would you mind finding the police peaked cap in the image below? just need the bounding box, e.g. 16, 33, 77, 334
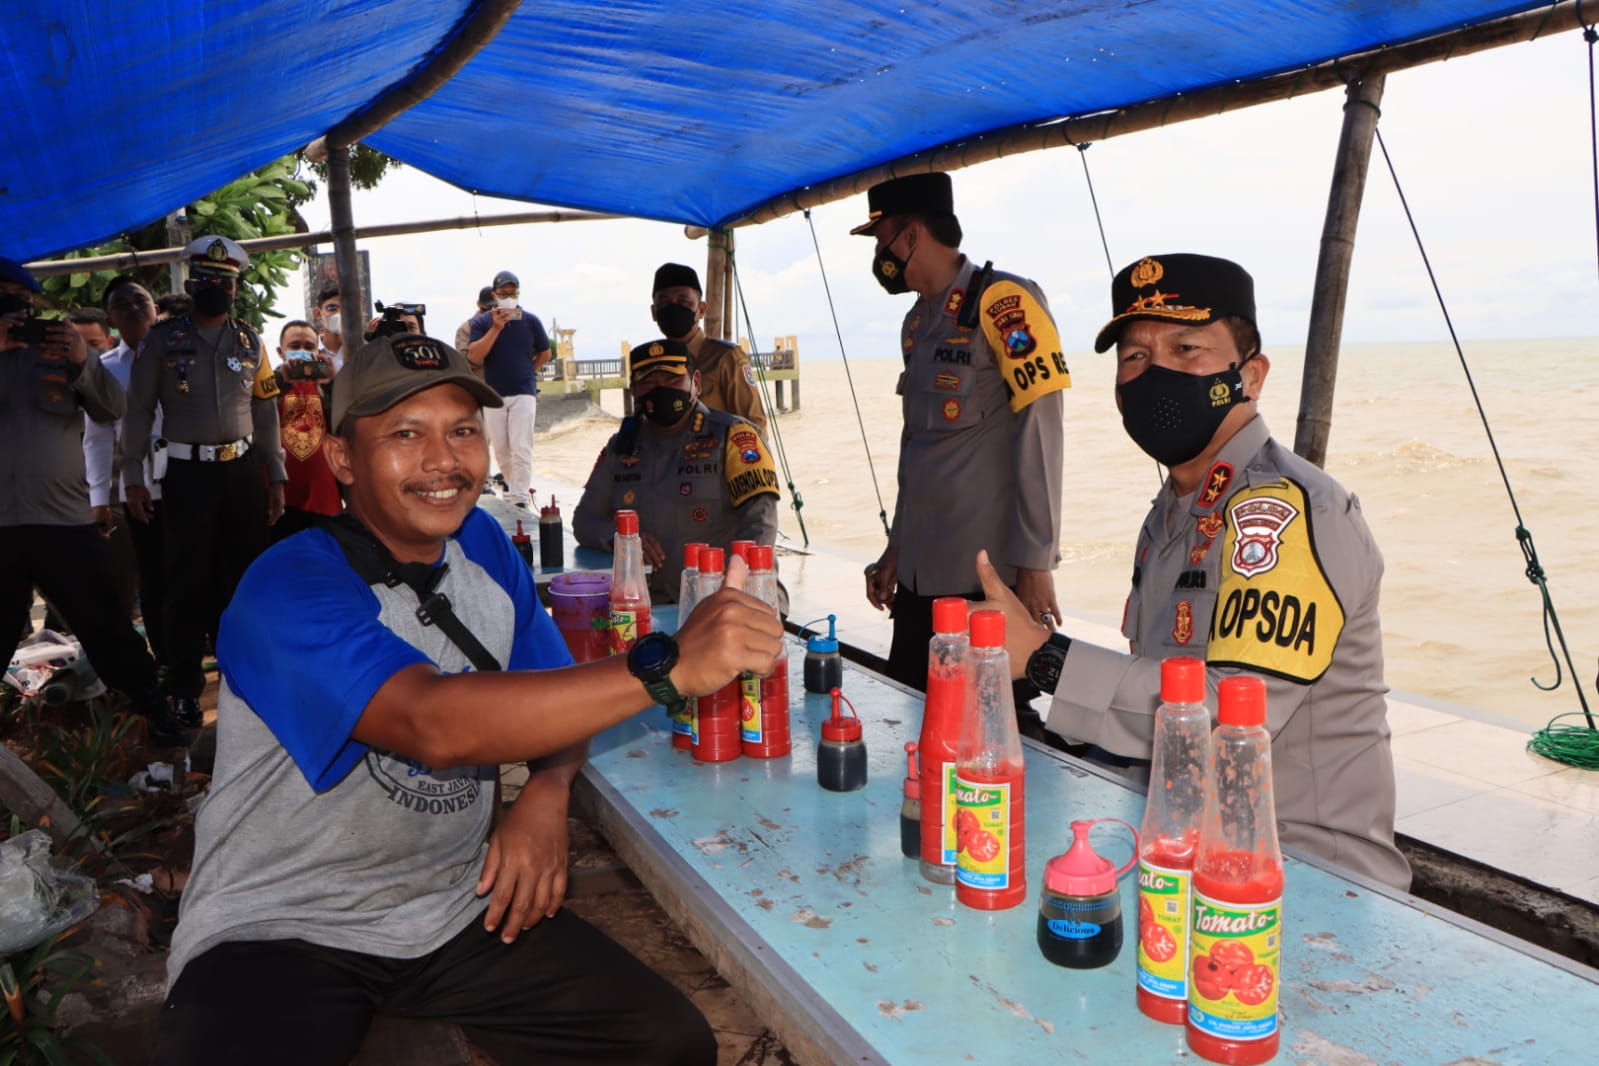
185, 235, 250, 276
629, 338, 694, 379
1095, 253, 1256, 353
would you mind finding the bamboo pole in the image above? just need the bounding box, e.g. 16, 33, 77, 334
23, 208, 619, 278
327, 145, 366, 345
703, 229, 729, 341
722, 228, 737, 344
1295, 74, 1386, 467
304, 0, 523, 161
715, 2, 1585, 230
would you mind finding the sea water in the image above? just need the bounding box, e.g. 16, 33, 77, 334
536, 340, 1599, 731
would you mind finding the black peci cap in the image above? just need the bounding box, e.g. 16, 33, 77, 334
652, 262, 701, 294
850, 172, 955, 236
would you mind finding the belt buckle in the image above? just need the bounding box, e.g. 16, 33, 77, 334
215, 442, 238, 462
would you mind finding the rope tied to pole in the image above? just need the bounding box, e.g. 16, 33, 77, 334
1373, 126, 1597, 768
1073, 143, 1116, 279
801, 208, 891, 541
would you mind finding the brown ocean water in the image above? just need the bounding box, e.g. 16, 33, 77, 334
536, 339, 1599, 730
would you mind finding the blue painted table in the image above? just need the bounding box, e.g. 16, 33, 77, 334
575, 628, 1599, 1065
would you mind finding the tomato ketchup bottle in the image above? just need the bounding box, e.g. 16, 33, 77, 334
1137, 657, 1211, 1024
740, 545, 790, 758
1187, 676, 1284, 1065
608, 510, 651, 655
691, 548, 740, 762
919, 596, 970, 885
954, 609, 1026, 910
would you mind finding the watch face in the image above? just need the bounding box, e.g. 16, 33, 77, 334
632, 633, 671, 672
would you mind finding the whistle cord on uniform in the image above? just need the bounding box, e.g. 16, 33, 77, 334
1375, 127, 1597, 757
1075, 143, 1116, 279
803, 209, 892, 540
726, 245, 809, 548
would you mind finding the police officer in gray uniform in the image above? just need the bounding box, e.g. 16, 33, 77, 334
0, 257, 183, 743
574, 340, 778, 601
976, 253, 1410, 891
122, 237, 287, 727
853, 173, 1068, 693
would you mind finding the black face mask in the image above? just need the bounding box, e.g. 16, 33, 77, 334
191, 284, 234, 318
638, 385, 694, 426
1116, 363, 1247, 467
654, 302, 697, 338
872, 245, 911, 295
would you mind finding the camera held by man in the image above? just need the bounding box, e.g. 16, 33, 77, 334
365, 300, 426, 341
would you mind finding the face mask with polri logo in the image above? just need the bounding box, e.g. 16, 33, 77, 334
1116, 363, 1247, 467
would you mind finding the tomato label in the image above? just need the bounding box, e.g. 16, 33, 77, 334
1187, 889, 1281, 1040
738, 676, 763, 741
672, 696, 696, 739
937, 763, 958, 864
1136, 860, 1190, 1001
608, 609, 641, 654
954, 776, 1013, 889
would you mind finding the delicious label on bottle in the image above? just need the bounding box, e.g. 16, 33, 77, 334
938, 763, 958, 865
1187, 890, 1281, 1041
739, 675, 763, 741
1136, 860, 1192, 1001
954, 776, 1012, 889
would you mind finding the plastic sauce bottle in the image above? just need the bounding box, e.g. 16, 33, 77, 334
511, 519, 534, 567
900, 742, 921, 859
539, 497, 564, 570
1038, 818, 1138, 969
919, 596, 970, 885
741, 545, 791, 758
670, 543, 707, 751
1187, 676, 1284, 1065
607, 510, 651, 655
1138, 657, 1212, 1024
691, 548, 740, 763
954, 609, 1026, 910
817, 688, 867, 791
802, 615, 843, 694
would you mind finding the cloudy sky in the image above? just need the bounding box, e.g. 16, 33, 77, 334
273, 29, 1597, 360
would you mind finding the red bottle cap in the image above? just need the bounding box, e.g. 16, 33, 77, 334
730, 540, 755, 562
969, 608, 1005, 648
513, 520, 528, 540
1217, 675, 1266, 727
903, 742, 920, 799
1043, 819, 1137, 896
1161, 657, 1205, 704
699, 547, 725, 574
614, 510, 639, 536
749, 544, 774, 571
822, 688, 862, 741
682, 543, 703, 569
931, 596, 969, 634
541, 496, 560, 517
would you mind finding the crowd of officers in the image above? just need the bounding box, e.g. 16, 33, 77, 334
1, 240, 774, 749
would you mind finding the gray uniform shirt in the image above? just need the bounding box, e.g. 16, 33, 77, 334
1050, 416, 1411, 890
1, 342, 124, 526
166, 535, 511, 985
573, 404, 779, 600
121, 315, 286, 487
892, 256, 1066, 593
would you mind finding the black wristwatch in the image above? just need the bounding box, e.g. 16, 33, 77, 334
627, 632, 687, 715
1024, 633, 1073, 696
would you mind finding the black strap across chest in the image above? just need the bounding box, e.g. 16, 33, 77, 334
324, 514, 502, 673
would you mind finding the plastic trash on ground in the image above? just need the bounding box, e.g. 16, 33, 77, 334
4, 630, 106, 703
0, 830, 99, 954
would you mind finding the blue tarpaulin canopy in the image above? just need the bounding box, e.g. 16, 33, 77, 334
1, 1, 1554, 261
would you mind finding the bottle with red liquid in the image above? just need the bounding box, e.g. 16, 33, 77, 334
1137, 657, 1211, 1024
670, 543, 707, 750
608, 510, 651, 655
919, 596, 970, 885
740, 545, 790, 758
1187, 676, 1284, 1065
691, 548, 740, 762
954, 609, 1026, 910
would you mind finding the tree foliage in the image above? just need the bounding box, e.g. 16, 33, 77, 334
38, 147, 400, 329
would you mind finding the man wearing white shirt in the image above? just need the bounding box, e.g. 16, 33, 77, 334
84, 278, 168, 679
